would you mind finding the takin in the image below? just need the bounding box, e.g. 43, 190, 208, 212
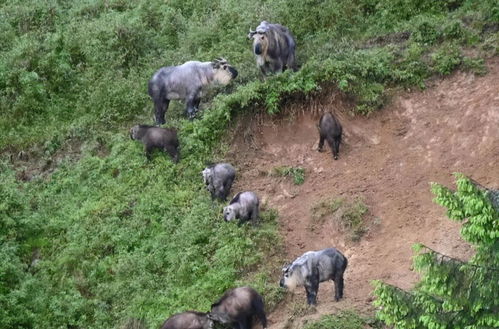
148, 58, 238, 124
130, 125, 179, 162
209, 286, 267, 329
223, 191, 259, 225
318, 112, 343, 160
248, 21, 297, 77
202, 163, 236, 201
280, 248, 348, 305
160, 311, 213, 329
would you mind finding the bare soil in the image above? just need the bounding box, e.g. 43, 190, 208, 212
227, 59, 499, 328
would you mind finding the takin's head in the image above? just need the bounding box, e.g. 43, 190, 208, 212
202, 167, 212, 188
279, 264, 302, 291
207, 305, 232, 325
248, 29, 269, 56
223, 205, 237, 221
129, 125, 150, 140
211, 58, 238, 85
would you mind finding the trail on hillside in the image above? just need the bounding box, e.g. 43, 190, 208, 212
227, 59, 499, 328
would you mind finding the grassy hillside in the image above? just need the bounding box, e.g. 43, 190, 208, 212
1, 0, 497, 328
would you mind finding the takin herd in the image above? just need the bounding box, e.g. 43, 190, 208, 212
129, 21, 347, 329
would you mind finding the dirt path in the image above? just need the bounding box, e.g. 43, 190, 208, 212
227, 60, 499, 328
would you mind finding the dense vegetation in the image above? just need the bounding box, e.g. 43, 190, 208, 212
303, 310, 380, 329
1, 0, 498, 328
373, 174, 499, 328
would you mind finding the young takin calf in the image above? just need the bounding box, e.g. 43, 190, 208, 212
318, 112, 343, 160
160, 311, 213, 329
130, 125, 179, 162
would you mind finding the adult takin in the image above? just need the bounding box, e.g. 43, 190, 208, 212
209, 286, 267, 329
248, 21, 297, 77
148, 58, 238, 124
130, 125, 179, 162
223, 191, 260, 225
280, 248, 348, 305
318, 112, 343, 160
160, 311, 213, 329
202, 163, 236, 201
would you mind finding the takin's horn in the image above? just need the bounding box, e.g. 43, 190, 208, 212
247, 29, 257, 39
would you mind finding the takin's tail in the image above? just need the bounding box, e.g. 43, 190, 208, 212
342, 255, 348, 273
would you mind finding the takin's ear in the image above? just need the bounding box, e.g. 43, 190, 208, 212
211, 58, 227, 69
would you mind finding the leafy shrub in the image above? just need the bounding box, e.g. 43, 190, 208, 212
270, 166, 305, 185
303, 310, 379, 329
310, 197, 369, 241
431, 44, 463, 75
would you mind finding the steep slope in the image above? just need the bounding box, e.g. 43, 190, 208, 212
227, 59, 499, 328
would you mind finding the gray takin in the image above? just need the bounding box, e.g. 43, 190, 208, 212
318, 112, 343, 160
223, 191, 259, 225
280, 248, 348, 305
248, 21, 297, 76
209, 286, 267, 329
130, 125, 179, 162
148, 58, 238, 124
202, 163, 236, 201
160, 311, 213, 329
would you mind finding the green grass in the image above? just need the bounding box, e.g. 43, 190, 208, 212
271, 166, 306, 185
310, 197, 369, 242
1, 0, 498, 328
303, 310, 381, 329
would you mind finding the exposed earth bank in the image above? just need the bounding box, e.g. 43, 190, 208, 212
228, 59, 499, 328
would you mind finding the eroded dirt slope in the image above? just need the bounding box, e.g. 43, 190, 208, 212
227, 59, 499, 328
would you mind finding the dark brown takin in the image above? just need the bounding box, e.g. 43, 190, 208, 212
209, 286, 267, 329
130, 125, 179, 162
318, 112, 343, 160
160, 311, 213, 329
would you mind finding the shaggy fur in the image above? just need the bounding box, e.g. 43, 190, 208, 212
148, 58, 238, 124
280, 248, 348, 305
160, 311, 213, 329
130, 125, 179, 162
318, 112, 343, 160
248, 21, 297, 76
209, 286, 267, 329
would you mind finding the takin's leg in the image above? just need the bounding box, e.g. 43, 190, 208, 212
327, 137, 336, 159
253, 299, 268, 328
287, 53, 298, 72
251, 205, 260, 226
164, 144, 179, 163
333, 136, 341, 160
334, 272, 344, 301
185, 90, 201, 120
271, 61, 284, 74
193, 97, 201, 114
144, 145, 154, 161
238, 315, 252, 329
304, 280, 319, 305
221, 178, 234, 201
318, 133, 325, 152
153, 98, 169, 125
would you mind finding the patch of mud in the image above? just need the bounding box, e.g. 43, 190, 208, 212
228, 59, 499, 328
